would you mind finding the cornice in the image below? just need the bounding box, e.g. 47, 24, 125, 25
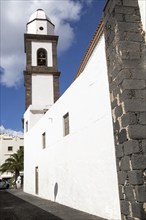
74, 20, 103, 80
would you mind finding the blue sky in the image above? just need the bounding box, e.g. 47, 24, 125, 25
0, 0, 106, 135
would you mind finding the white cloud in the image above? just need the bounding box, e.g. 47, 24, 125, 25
0, 125, 23, 136
0, 54, 25, 87
0, 0, 92, 88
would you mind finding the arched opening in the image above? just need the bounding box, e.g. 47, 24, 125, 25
37, 48, 47, 66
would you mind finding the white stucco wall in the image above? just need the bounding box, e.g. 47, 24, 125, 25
24, 34, 121, 220
138, 0, 146, 31
27, 20, 54, 35
32, 74, 54, 106
31, 42, 53, 66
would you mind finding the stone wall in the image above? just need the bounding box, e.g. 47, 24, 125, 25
103, 0, 146, 219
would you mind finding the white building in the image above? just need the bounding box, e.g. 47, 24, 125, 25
0, 133, 24, 179
23, 1, 146, 220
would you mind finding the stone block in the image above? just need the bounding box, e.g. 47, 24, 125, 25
131, 69, 146, 80
111, 99, 118, 109
114, 69, 132, 85
125, 14, 140, 23
129, 51, 141, 60
124, 186, 134, 201
122, 59, 143, 69
110, 81, 117, 92
118, 171, 128, 184
114, 105, 123, 118
139, 113, 146, 125
119, 42, 140, 51
120, 156, 130, 171
120, 200, 130, 215
113, 87, 121, 98
121, 79, 145, 91
131, 154, 146, 170
124, 140, 139, 155
118, 129, 128, 144
114, 120, 120, 131
121, 113, 137, 127
120, 90, 136, 100
135, 185, 146, 202
123, 0, 138, 7
131, 202, 146, 219
118, 22, 142, 32
115, 13, 123, 22
124, 99, 146, 112
116, 158, 120, 171
135, 90, 146, 99
128, 170, 143, 185
125, 32, 144, 42
142, 140, 146, 153
115, 6, 135, 15
128, 125, 146, 139
119, 185, 124, 200
116, 144, 124, 158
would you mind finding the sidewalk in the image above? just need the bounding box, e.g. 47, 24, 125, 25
8, 189, 106, 220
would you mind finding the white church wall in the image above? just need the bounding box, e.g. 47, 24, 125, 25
24, 34, 121, 220
27, 20, 54, 35
27, 21, 37, 34
31, 42, 53, 66
24, 106, 46, 131
32, 74, 54, 106
35, 20, 48, 35
138, 0, 146, 30
47, 22, 55, 35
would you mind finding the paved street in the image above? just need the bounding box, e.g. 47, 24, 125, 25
0, 190, 106, 220
0, 190, 62, 220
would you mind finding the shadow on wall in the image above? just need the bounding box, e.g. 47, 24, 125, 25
54, 182, 58, 201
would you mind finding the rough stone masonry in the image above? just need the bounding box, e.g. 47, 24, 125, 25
103, 0, 146, 219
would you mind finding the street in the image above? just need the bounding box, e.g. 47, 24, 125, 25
0, 190, 105, 220
0, 190, 63, 220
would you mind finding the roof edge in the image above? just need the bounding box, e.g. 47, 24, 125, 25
74, 20, 103, 80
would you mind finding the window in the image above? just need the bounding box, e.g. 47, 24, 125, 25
63, 113, 70, 136
37, 48, 47, 66
26, 121, 28, 132
42, 132, 46, 149
8, 146, 13, 151
19, 146, 24, 150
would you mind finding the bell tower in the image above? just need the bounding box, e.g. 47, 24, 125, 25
24, 9, 60, 110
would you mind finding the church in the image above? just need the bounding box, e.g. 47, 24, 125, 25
23, 1, 146, 219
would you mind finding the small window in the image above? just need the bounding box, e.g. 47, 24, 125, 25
39, 26, 44, 31
8, 146, 13, 151
42, 132, 46, 149
37, 48, 47, 66
19, 146, 23, 150
26, 121, 28, 132
63, 113, 70, 136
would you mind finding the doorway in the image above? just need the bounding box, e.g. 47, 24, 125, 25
35, 166, 39, 194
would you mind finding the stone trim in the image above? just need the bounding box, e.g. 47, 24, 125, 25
74, 21, 103, 79
26, 66, 59, 73
24, 34, 58, 53
53, 75, 60, 102
24, 71, 32, 110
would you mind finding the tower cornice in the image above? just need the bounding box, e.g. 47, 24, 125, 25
24, 34, 58, 53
